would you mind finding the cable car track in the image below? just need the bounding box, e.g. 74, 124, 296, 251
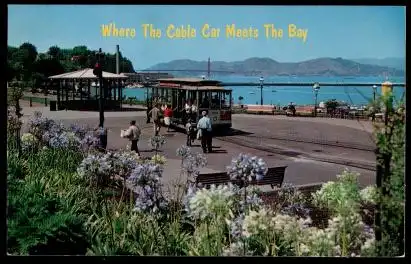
216, 133, 376, 152
215, 133, 376, 171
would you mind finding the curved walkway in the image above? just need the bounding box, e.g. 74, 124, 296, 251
18, 106, 376, 190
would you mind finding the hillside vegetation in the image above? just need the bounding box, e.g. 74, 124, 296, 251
7, 43, 135, 86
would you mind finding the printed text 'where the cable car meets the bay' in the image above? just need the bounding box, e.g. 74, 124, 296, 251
101, 23, 308, 43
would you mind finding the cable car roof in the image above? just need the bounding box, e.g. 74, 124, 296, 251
180, 85, 231, 91
157, 78, 231, 91
158, 78, 222, 85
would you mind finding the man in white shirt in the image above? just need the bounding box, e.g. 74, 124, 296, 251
197, 110, 212, 153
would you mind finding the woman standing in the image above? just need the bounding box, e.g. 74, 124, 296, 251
164, 104, 173, 132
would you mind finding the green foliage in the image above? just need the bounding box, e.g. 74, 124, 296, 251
312, 169, 362, 217
374, 93, 405, 256
7, 42, 135, 85
8, 110, 404, 256
7, 154, 88, 255
324, 99, 339, 109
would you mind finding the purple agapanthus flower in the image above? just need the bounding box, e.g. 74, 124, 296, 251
229, 213, 245, 240
28, 111, 57, 140
176, 145, 192, 159
79, 132, 100, 151
77, 152, 113, 183
128, 163, 163, 187
281, 203, 311, 218
69, 123, 89, 139
181, 152, 207, 177
111, 151, 139, 178
148, 135, 166, 150
226, 153, 268, 184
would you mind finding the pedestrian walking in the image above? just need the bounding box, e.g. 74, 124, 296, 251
197, 110, 212, 153
121, 120, 141, 155
185, 118, 195, 146
148, 103, 161, 136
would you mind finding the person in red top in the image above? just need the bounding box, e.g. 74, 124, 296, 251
163, 105, 173, 132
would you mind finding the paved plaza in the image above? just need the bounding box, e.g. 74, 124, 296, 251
20, 104, 376, 190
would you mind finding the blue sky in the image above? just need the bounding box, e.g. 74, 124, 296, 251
8, 5, 405, 70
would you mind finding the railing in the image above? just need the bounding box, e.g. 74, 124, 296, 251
220, 82, 406, 87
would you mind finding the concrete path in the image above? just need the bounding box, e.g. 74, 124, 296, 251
19, 106, 376, 189
228, 114, 376, 170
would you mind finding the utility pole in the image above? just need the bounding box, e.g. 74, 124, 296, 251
116, 45, 120, 74
207, 57, 211, 79
259, 76, 264, 105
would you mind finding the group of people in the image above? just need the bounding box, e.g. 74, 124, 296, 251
122, 100, 213, 155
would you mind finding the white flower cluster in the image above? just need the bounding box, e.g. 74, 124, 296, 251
188, 184, 236, 221
301, 227, 339, 256
311, 181, 338, 208
312, 169, 362, 214
21, 132, 38, 150
360, 237, 376, 256
223, 241, 253, 256
242, 208, 275, 238
360, 185, 377, 204
151, 154, 167, 165
336, 169, 361, 184
326, 213, 372, 252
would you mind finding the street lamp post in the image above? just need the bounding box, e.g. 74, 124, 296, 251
93, 48, 107, 150
313, 82, 320, 117
372, 85, 378, 122
259, 76, 264, 105
93, 48, 105, 127
373, 85, 377, 102
146, 76, 151, 123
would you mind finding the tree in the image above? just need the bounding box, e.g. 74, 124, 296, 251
7, 44, 136, 83
8, 46, 21, 81
238, 96, 244, 105
324, 99, 339, 116
34, 58, 65, 80
373, 93, 405, 256
48, 46, 61, 60
15, 42, 38, 82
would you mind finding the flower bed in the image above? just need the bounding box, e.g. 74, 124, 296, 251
7, 111, 379, 256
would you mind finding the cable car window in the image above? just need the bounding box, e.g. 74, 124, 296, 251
199, 91, 210, 109
210, 91, 220, 109
221, 91, 231, 109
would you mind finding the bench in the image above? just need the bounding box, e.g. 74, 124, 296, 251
246, 105, 275, 114
196, 166, 287, 189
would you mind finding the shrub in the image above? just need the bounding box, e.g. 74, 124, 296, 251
7, 161, 88, 255
8, 113, 389, 257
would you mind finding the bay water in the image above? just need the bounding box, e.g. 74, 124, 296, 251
123, 75, 405, 106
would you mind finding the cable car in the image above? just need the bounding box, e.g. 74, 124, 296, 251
147, 78, 232, 130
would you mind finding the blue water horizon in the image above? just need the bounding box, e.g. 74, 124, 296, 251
123, 75, 405, 106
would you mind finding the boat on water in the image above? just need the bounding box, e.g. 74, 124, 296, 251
249, 91, 255, 95
126, 83, 144, 89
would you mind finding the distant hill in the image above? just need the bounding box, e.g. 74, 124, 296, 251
147, 57, 404, 77
352, 57, 405, 71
